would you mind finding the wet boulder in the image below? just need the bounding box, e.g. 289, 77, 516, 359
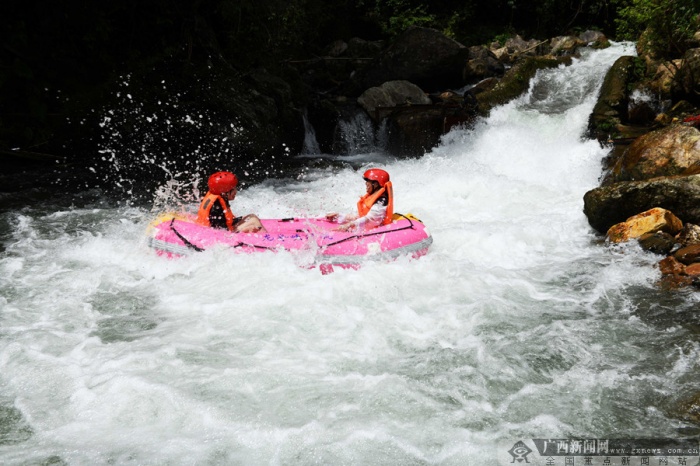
627, 99, 658, 126
685, 263, 700, 276
648, 59, 682, 100
476, 56, 568, 115
605, 125, 700, 183
356, 80, 446, 158
588, 56, 636, 140
658, 255, 700, 290
637, 231, 676, 255
659, 256, 687, 275
379, 100, 477, 158
606, 207, 683, 243
490, 35, 544, 64
385, 107, 447, 158
357, 80, 431, 121
583, 174, 700, 233
673, 244, 700, 265
579, 30, 610, 49
627, 87, 660, 126
676, 223, 700, 246
665, 243, 700, 282
549, 36, 586, 56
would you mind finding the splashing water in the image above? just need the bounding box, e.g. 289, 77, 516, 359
89, 72, 294, 204
1, 43, 700, 465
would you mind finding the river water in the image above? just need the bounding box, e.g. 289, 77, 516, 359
1, 42, 699, 465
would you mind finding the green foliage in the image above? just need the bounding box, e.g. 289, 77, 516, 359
626, 57, 650, 91
492, 33, 514, 46
615, 0, 700, 58
370, 0, 437, 37
213, 0, 317, 65
529, 0, 607, 35
440, 2, 501, 45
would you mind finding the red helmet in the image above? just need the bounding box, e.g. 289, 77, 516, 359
207, 171, 238, 195
363, 168, 390, 187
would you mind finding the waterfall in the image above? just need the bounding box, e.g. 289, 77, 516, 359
334, 111, 384, 155
301, 110, 321, 155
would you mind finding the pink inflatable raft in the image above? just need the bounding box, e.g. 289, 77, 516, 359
147, 213, 432, 271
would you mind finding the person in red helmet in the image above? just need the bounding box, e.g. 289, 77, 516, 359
326, 168, 394, 232
196, 171, 266, 233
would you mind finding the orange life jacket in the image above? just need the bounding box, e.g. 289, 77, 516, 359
196, 192, 235, 231
356, 181, 394, 226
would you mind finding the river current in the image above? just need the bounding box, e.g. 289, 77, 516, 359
1, 42, 700, 465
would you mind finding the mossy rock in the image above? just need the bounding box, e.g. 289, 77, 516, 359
476, 56, 569, 115
588, 55, 637, 140
0, 405, 33, 445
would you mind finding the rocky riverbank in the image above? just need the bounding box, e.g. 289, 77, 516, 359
300, 27, 604, 158
582, 32, 700, 289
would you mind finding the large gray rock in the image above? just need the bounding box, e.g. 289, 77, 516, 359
357, 80, 431, 120
491, 35, 544, 64
549, 36, 586, 56
579, 30, 609, 48
583, 175, 700, 233
385, 107, 446, 158
377, 100, 477, 158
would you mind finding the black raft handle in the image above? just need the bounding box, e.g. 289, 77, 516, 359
170, 218, 278, 252
169, 218, 205, 252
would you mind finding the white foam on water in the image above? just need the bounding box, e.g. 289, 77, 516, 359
2, 42, 700, 464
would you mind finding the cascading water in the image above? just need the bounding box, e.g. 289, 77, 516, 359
332, 111, 389, 161
2, 42, 700, 465
301, 110, 322, 156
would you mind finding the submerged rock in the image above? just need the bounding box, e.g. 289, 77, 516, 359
673, 244, 700, 265
637, 231, 676, 255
